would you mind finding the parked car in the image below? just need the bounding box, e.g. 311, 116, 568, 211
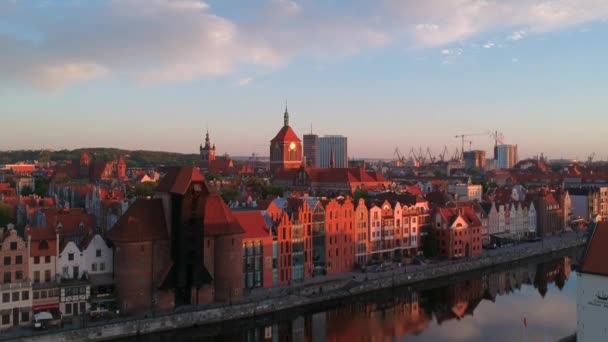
33, 311, 62, 330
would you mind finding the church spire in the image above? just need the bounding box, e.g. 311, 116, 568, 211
204, 129, 211, 148
284, 101, 289, 127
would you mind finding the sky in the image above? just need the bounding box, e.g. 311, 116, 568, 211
1, 0, 608, 160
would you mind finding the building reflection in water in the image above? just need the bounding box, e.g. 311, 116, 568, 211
243, 257, 572, 342
134, 256, 573, 342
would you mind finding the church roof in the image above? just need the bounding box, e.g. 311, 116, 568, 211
271, 125, 301, 143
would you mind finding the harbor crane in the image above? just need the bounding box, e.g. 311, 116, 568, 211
454, 132, 488, 159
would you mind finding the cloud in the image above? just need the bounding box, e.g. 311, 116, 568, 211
387, 0, 608, 47
512, 57, 520, 63
508, 30, 527, 41
0, 0, 388, 89
4, 0, 608, 89
237, 77, 254, 86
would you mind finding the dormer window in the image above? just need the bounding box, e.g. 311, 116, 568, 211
39, 240, 49, 250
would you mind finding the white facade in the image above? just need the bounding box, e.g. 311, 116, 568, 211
369, 206, 382, 242
58, 242, 84, 280
448, 183, 482, 202
83, 235, 113, 276
577, 272, 608, 342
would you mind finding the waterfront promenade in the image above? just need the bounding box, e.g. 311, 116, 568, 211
4, 232, 585, 342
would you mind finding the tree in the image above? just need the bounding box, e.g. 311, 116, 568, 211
0, 204, 14, 227
220, 187, 239, 202
422, 229, 439, 258
354, 189, 369, 202
262, 186, 283, 199
20, 186, 34, 196
131, 182, 157, 197
35, 179, 50, 197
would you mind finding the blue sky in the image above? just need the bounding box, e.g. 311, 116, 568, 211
1, 0, 608, 160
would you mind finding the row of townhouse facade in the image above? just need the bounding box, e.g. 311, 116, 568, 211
237, 193, 432, 288
0, 209, 114, 331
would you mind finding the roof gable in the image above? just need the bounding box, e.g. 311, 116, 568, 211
580, 221, 608, 276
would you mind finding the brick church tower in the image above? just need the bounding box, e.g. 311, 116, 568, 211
200, 130, 216, 162
270, 106, 302, 174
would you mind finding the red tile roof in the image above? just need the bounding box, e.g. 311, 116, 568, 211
27, 226, 56, 241
156, 166, 207, 195
204, 194, 244, 236
438, 206, 482, 227
580, 221, 608, 276
107, 199, 169, 242
44, 208, 94, 237
271, 125, 301, 143
233, 211, 271, 239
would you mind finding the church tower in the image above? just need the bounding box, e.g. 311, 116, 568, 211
270, 105, 302, 174
200, 130, 216, 169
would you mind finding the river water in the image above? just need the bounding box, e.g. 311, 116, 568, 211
129, 251, 580, 342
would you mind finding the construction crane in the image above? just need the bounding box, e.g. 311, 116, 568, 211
587, 152, 596, 167
393, 147, 406, 167
427, 148, 436, 164
454, 132, 488, 159
438, 146, 449, 162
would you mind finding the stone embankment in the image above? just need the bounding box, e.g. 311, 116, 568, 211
10, 234, 586, 342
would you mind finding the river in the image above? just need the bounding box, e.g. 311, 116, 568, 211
126, 251, 580, 342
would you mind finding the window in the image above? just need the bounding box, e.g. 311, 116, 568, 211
3, 272, 10, 283
91, 263, 97, 272
39, 240, 48, 250
15, 256, 22, 265
15, 271, 23, 281
45, 256, 50, 264
34, 256, 40, 264
22, 291, 28, 300
65, 303, 72, 314
68, 253, 74, 261
3, 257, 10, 265
33, 291, 39, 300
40, 290, 47, 299
10, 242, 17, 251
2, 293, 9, 303
12, 292, 19, 302
96, 249, 101, 258
44, 270, 51, 282
62, 267, 68, 275
80, 287, 86, 295
34, 271, 40, 283
21, 312, 29, 323
1, 315, 8, 325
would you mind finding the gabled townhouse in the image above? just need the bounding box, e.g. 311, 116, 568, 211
0, 225, 32, 330
322, 197, 355, 275
434, 206, 483, 259
25, 225, 60, 314
354, 198, 369, 266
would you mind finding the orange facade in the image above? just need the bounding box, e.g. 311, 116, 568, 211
324, 198, 356, 275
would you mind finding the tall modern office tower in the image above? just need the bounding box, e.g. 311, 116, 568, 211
303, 132, 319, 167
496, 144, 518, 169
319, 135, 348, 168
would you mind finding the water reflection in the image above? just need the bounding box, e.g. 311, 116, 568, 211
133, 255, 577, 342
